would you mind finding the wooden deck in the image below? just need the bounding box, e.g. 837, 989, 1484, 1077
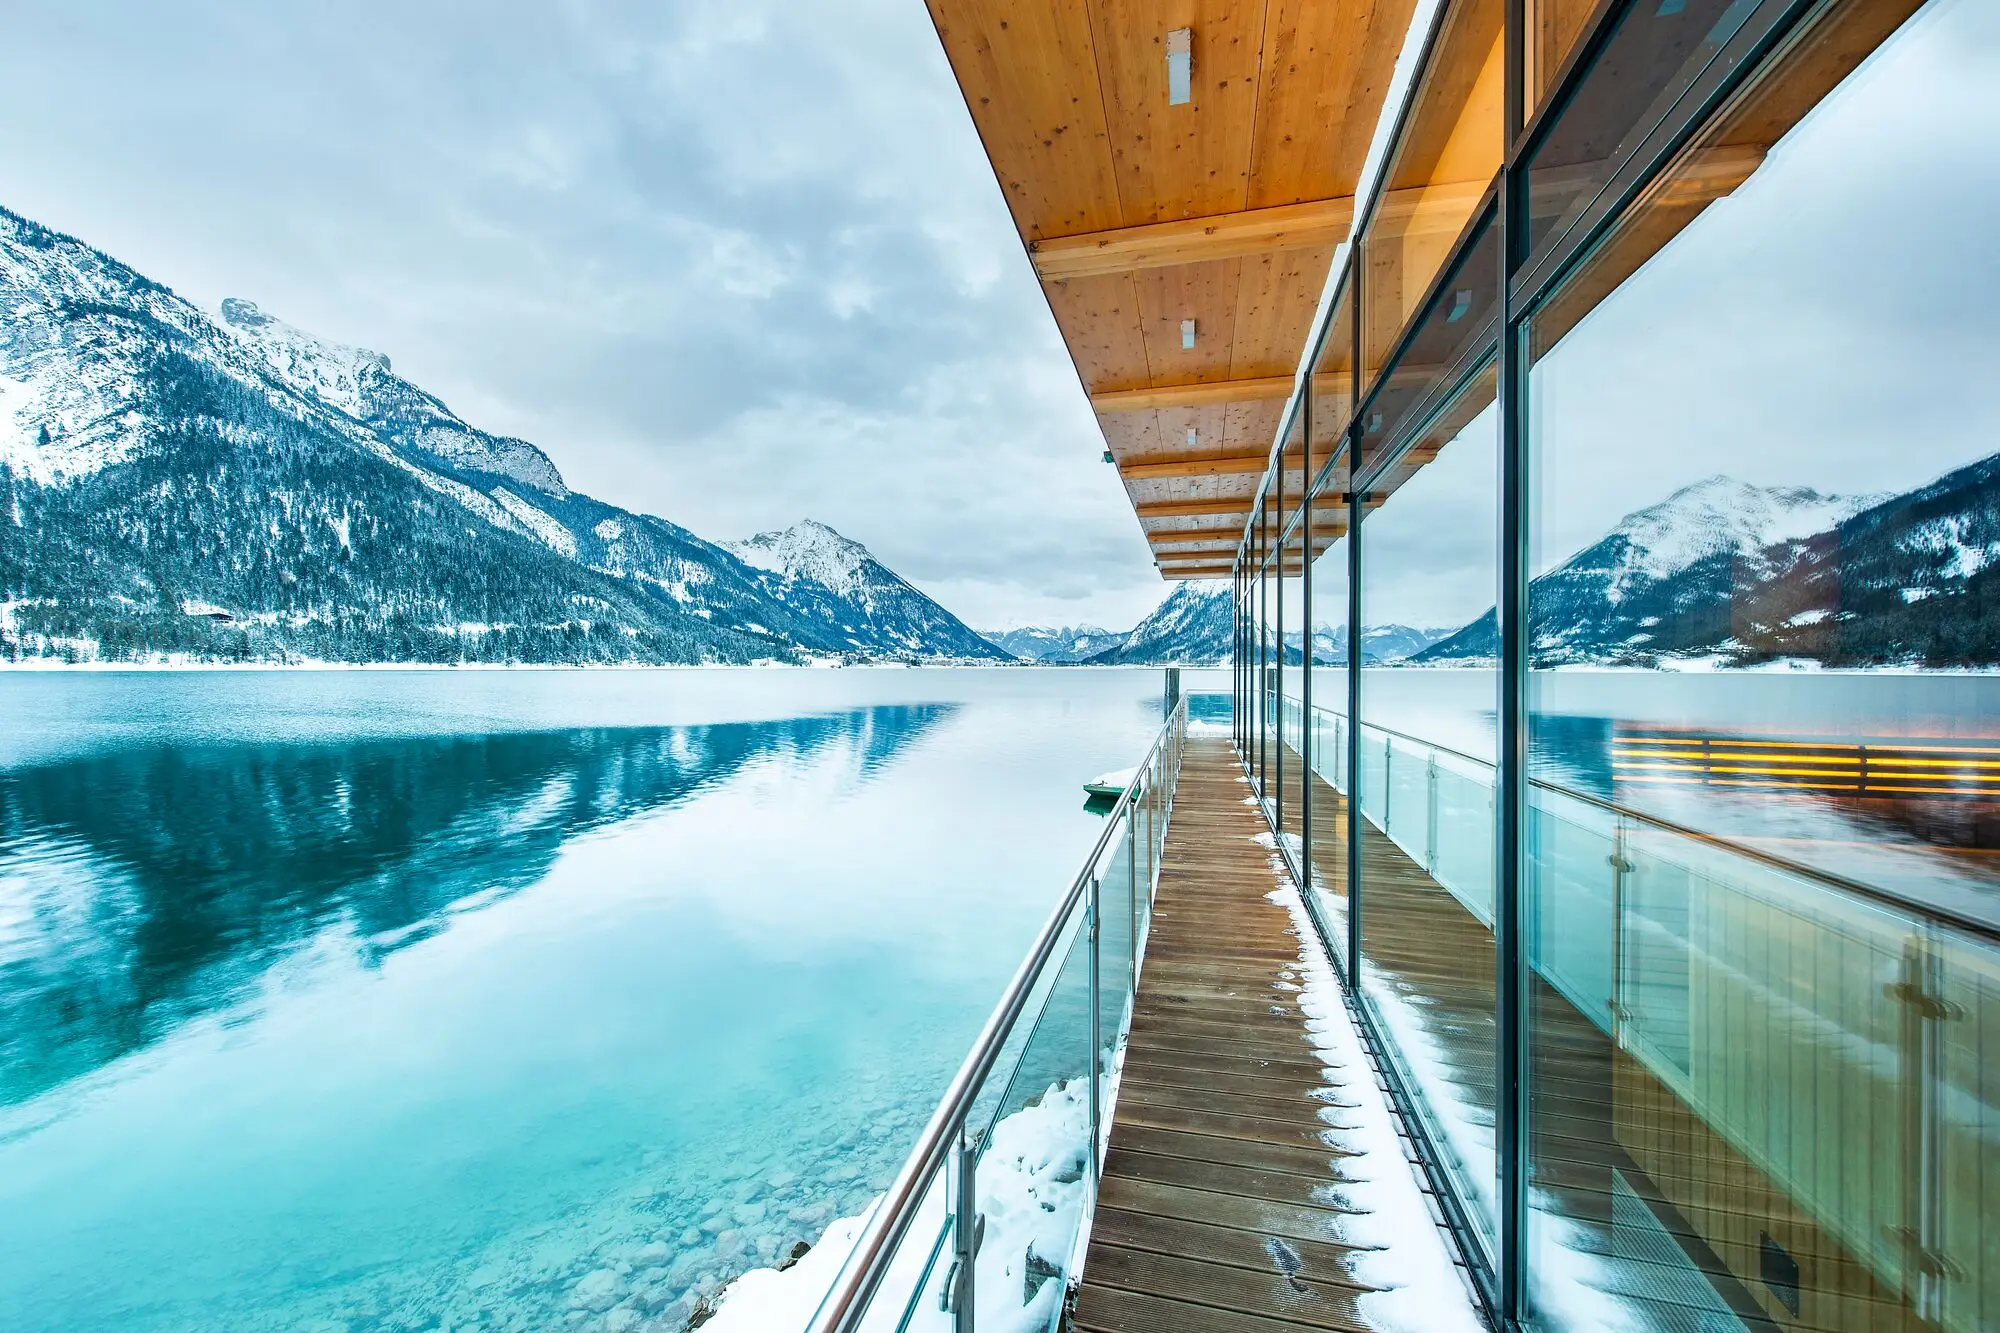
1072, 737, 1426, 1333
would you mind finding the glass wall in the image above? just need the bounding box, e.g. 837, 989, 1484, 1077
1356, 370, 1502, 1259
1522, 0, 1999, 1325
1229, 0, 1998, 1326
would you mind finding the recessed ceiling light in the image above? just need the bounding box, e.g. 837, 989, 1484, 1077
1186, 428, 1199, 447
1180, 318, 1197, 349
1167, 29, 1192, 105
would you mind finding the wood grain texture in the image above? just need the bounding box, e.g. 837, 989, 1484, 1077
923, 0, 1418, 573
1075, 740, 1406, 1332
1092, 376, 1295, 412
1031, 199, 1356, 279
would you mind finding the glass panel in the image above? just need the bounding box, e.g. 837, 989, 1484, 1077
1359, 0, 1504, 395
1526, 0, 1599, 112
1312, 281, 1356, 480
971, 901, 1094, 1333
1309, 525, 1353, 958
1262, 492, 1279, 808
1522, 0, 1996, 1325
1518, 0, 1914, 289
1939, 926, 2000, 1333
1359, 210, 1498, 472
1096, 812, 1137, 1094
1355, 373, 1502, 1260
1280, 471, 1309, 867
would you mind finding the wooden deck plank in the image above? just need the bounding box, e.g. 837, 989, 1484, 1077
1076, 738, 1416, 1331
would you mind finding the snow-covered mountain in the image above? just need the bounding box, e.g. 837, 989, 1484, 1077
0, 202, 993, 665
1083, 582, 1232, 665
1420, 475, 1900, 666
981, 624, 1121, 663
723, 521, 1009, 660
1294, 623, 1455, 665
219, 298, 568, 497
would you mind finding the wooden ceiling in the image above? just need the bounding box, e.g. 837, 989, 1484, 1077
925, 0, 1419, 579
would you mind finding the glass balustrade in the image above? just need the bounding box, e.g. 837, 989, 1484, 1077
1281, 700, 1998, 1327
803, 696, 1189, 1333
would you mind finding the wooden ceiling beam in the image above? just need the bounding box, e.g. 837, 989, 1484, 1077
1031, 198, 1355, 281
1119, 452, 1270, 481
1143, 522, 1246, 538
1133, 498, 1256, 518
1150, 531, 1238, 547
1092, 375, 1294, 413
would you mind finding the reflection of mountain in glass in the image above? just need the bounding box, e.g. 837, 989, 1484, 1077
0, 705, 953, 1107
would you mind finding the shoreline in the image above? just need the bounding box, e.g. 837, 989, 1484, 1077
0, 659, 1223, 673
0, 659, 1986, 676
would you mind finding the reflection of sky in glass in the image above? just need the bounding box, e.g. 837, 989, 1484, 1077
0, 668, 1167, 1332
1323, 0, 2000, 627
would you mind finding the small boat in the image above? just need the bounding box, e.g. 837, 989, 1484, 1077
1082, 766, 1138, 799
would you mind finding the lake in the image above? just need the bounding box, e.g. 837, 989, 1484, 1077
0, 667, 1176, 1333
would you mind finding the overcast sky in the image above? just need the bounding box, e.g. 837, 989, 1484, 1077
0, 0, 1179, 631
4, 0, 1989, 637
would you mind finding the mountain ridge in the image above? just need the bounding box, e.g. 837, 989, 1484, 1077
980, 624, 1120, 663
0, 202, 1000, 666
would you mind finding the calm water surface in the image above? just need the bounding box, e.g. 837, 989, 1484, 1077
0, 668, 1170, 1333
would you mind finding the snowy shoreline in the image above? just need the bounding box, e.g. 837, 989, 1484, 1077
699, 1080, 1092, 1333
0, 659, 1214, 673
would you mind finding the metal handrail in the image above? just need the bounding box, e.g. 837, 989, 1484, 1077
1283, 693, 2000, 940
804, 694, 1188, 1333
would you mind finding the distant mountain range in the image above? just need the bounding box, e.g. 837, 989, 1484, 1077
0, 203, 1007, 665
979, 624, 1123, 664
1303, 623, 1456, 665
989, 587, 1451, 668
1419, 469, 2000, 669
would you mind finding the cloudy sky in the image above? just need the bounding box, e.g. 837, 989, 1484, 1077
4, 0, 1990, 638
0, 0, 1178, 631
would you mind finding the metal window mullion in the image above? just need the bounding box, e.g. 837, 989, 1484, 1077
1497, 0, 1531, 1315
1300, 371, 1313, 906
1276, 460, 1285, 844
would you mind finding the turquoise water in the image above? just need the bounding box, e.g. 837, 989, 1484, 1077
0, 668, 1169, 1332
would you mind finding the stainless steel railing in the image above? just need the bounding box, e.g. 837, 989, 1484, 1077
803, 693, 1189, 1333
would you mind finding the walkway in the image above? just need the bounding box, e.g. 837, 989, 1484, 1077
1071, 737, 1408, 1332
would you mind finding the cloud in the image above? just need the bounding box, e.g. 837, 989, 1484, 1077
0, 0, 1168, 629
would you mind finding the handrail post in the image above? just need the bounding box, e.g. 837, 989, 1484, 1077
1131, 790, 1142, 975
1087, 872, 1102, 1181
948, 1128, 979, 1333
1426, 751, 1439, 874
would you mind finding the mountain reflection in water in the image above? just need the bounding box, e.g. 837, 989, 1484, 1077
0, 704, 953, 1109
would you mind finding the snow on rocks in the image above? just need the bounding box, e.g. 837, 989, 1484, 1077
702, 1080, 1092, 1333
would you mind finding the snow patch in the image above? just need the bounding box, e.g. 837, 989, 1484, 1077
492, 488, 578, 557
701, 1082, 1089, 1333
1256, 866, 1485, 1333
